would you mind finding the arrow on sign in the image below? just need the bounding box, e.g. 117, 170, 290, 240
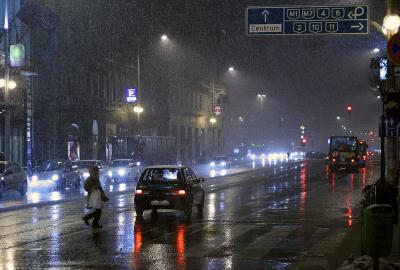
347, 6, 365, 19
262, 9, 270, 23
350, 22, 364, 31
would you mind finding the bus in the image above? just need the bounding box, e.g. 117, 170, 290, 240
328, 136, 358, 172
111, 136, 177, 165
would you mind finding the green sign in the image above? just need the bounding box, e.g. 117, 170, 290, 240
10, 44, 25, 67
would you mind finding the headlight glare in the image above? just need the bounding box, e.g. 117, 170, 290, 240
108, 170, 112, 177
118, 169, 126, 176
51, 174, 59, 181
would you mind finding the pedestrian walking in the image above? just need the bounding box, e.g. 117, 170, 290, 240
83, 166, 109, 228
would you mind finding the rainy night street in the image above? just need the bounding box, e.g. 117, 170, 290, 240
0, 159, 378, 270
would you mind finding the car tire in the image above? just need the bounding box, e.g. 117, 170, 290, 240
19, 180, 28, 196
0, 183, 5, 199
74, 177, 80, 189
197, 194, 204, 218
135, 205, 144, 217
184, 199, 193, 220
58, 178, 66, 190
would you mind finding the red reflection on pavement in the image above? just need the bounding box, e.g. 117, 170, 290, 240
331, 172, 336, 192
300, 163, 307, 214
369, 160, 374, 178
134, 224, 143, 268
361, 167, 366, 188
347, 208, 353, 227
176, 224, 186, 270
349, 173, 354, 190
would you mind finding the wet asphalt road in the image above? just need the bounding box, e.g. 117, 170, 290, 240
0, 159, 378, 270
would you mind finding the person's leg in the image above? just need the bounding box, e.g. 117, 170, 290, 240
83, 210, 97, 225
92, 209, 102, 227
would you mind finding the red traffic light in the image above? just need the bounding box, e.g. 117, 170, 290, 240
347, 106, 352, 112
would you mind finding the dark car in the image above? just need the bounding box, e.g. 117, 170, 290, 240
134, 165, 205, 220
31, 160, 80, 190
0, 161, 28, 198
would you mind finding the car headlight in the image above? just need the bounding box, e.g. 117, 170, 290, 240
210, 162, 216, 167
221, 161, 226, 166
118, 169, 126, 176
51, 174, 59, 181
108, 170, 113, 177
32, 175, 38, 181
136, 161, 141, 166
1, 176, 4, 181
83, 172, 90, 178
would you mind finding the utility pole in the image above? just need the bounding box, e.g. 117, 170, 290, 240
3, 3, 11, 161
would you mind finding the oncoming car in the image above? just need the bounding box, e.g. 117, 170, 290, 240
134, 165, 205, 220
77, 160, 108, 184
31, 160, 80, 190
209, 156, 231, 169
107, 159, 140, 183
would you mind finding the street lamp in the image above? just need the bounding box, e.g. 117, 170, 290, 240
383, 14, 400, 32
373, 48, 380, 53
161, 34, 169, 42
257, 94, 266, 112
210, 117, 217, 156
336, 116, 341, 120
228, 66, 234, 72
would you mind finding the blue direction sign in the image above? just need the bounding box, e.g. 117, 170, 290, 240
246, 5, 368, 36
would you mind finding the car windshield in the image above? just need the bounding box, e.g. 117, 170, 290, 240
78, 161, 96, 169
38, 161, 63, 171
142, 168, 182, 181
213, 156, 227, 161
110, 160, 131, 167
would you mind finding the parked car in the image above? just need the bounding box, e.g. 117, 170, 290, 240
77, 160, 108, 184
134, 165, 205, 220
107, 159, 140, 183
31, 160, 80, 190
0, 161, 28, 198
209, 156, 231, 169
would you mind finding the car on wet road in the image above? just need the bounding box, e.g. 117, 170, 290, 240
209, 155, 231, 169
31, 160, 80, 190
77, 160, 109, 184
134, 165, 205, 220
0, 161, 28, 198
107, 159, 140, 183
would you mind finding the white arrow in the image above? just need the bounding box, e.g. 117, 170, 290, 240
350, 22, 364, 31
262, 9, 270, 23
390, 118, 395, 125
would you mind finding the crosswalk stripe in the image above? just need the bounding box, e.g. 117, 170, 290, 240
185, 224, 255, 258
291, 230, 348, 270
237, 225, 299, 259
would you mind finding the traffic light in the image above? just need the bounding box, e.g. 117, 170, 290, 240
300, 138, 307, 147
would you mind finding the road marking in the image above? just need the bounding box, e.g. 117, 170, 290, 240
237, 225, 299, 259
185, 224, 255, 257
291, 230, 348, 270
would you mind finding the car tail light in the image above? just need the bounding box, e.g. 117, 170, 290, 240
135, 189, 149, 195
172, 189, 186, 196
363, 156, 367, 160
351, 159, 355, 163
332, 158, 336, 162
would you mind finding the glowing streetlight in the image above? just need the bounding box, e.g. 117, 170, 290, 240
209, 117, 217, 124
383, 14, 400, 32
161, 34, 168, 42
337, 116, 341, 120
228, 66, 234, 72
373, 48, 380, 53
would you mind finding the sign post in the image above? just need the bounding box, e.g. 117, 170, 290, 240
246, 5, 369, 36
